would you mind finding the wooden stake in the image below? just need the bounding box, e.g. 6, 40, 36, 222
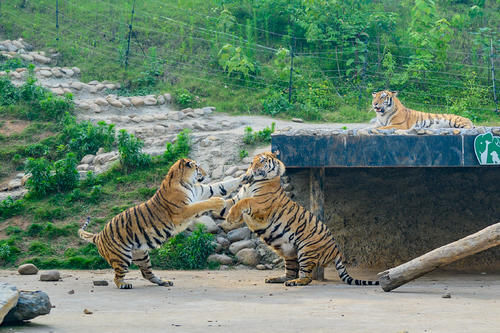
378, 222, 500, 292
310, 167, 325, 281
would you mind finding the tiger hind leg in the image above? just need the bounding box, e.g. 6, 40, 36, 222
132, 249, 173, 287
111, 261, 133, 289
284, 257, 315, 286
265, 256, 299, 283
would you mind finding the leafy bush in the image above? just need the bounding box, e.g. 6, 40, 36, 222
117, 129, 152, 172
262, 93, 292, 117
0, 56, 27, 71
175, 89, 195, 107
0, 196, 25, 220
0, 239, 20, 264
152, 225, 215, 270
218, 43, 255, 79
28, 241, 55, 255
239, 149, 249, 160
163, 129, 191, 163
0, 76, 20, 106
25, 153, 80, 196
243, 122, 276, 145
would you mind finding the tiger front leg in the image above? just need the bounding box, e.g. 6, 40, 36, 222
265, 256, 299, 284
174, 197, 225, 223
220, 198, 253, 231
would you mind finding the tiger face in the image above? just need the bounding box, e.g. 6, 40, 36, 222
243, 152, 285, 182
372, 90, 398, 115
172, 158, 207, 183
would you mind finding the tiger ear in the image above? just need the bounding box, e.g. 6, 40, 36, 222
185, 160, 194, 168
391, 91, 398, 97
271, 150, 280, 158
372, 92, 377, 97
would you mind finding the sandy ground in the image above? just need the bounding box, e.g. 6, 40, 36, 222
1, 268, 499, 333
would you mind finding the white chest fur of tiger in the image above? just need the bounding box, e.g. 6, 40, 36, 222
372, 90, 473, 130
220, 152, 379, 287
78, 158, 243, 289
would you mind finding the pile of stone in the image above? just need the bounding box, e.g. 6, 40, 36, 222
0, 39, 52, 64
77, 148, 120, 179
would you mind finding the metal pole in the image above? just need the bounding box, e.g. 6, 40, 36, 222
125, 0, 136, 69
490, 39, 498, 114
56, 0, 59, 45
359, 40, 368, 110
288, 38, 294, 103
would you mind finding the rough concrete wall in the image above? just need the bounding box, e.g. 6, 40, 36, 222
286, 167, 500, 272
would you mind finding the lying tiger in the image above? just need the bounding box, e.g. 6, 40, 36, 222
372, 90, 473, 130
221, 152, 379, 287
79, 158, 242, 289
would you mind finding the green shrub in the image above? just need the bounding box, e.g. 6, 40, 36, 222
239, 149, 249, 160
5, 226, 23, 235
0, 196, 25, 220
262, 93, 292, 117
0, 56, 27, 71
62, 114, 115, 159
243, 122, 275, 145
175, 89, 195, 107
52, 153, 79, 192
152, 225, 215, 270
163, 129, 191, 163
0, 76, 20, 106
0, 239, 20, 264
24, 157, 53, 196
117, 129, 152, 172
28, 241, 55, 255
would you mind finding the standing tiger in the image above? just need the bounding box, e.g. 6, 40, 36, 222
79, 158, 242, 289
372, 90, 473, 130
221, 152, 379, 287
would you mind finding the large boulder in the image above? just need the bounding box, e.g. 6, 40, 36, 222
227, 227, 251, 242
3, 291, 51, 323
229, 239, 255, 255
196, 215, 219, 234
17, 264, 38, 275
207, 254, 233, 265
0, 283, 19, 324
236, 248, 260, 266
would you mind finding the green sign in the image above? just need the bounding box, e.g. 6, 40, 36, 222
474, 132, 500, 165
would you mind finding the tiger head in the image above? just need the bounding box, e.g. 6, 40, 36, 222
372, 90, 398, 115
243, 151, 285, 183
169, 158, 207, 183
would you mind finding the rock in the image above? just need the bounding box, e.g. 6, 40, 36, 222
52, 87, 65, 95
108, 99, 123, 108
196, 215, 219, 234
17, 264, 38, 275
32, 53, 51, 64
20, 53, 34, 62
94, 98, 108, 106
157, 95, 165, 105
60, 68, 74, 77
94, 152, 117, 165
81, 154, 95, 164
224, 166, 239, 176
144, 97, 157, 106
0, 283, 19, 324
70, 81, 84, 90
236, 248, 260, 266
130, 97, 144, 107
181, 107, 194, 114
216, 236, 230, 249
93, 280, 109, 286
194, 108, 205, 117
39, 69, 52, 77
3, 291, 51, 323
83, 308, 93, 314
202, 106, 215, 115
40, 270, 60, 281
71, 66, 81, 74
292, 118, 304, 123
256, 264, 267, 270
7, 178, 22, 191
119, 98, 132, 107
442, 293, 451, 299
77, 164, 89, 171
51, 68, 63, 78
95, 84, 105, 91
452, 129, 461, 135
168, 111, 184, 121
229, 239, 255, 255
227, 227, 251, 242
105, 84, 115, 90
164, 93, 172, 103
68, 290, 75, 295
207, 254, 233, 265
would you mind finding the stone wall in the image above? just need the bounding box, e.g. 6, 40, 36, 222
286, 167, 500, 272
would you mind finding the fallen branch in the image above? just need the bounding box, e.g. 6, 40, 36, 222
378, 222, 500, 292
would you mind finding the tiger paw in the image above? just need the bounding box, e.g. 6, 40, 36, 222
157, 280, 174, 287
115, 281, 133, 289
265, 276, 290, 284
208, 197, 225, 211
284, 278, 312, 286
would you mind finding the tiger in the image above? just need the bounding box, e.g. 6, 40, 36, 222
372, 90, 473, 130
78, 158, 242, 289
220, 152, 379, 287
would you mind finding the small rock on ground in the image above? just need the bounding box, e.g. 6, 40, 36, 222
40, 271, 60, 281
236, 248, 260, 266
83, 308, 93, 315
442, 293, 451, 299
93, 280, 109, 286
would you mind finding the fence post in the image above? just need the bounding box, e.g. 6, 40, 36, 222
288, 38, 294, 103
125, 0, 136, 69
55, 0, 59, 46
359, 40, 368, 110
490, 39, 498, 114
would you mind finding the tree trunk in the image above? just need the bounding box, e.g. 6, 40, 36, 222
378, 222, 500, 292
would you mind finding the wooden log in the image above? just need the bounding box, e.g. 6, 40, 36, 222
310, 167, 325, 281
378, 222, 500, 292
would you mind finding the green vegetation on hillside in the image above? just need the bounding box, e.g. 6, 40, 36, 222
0, 0, 498, 123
